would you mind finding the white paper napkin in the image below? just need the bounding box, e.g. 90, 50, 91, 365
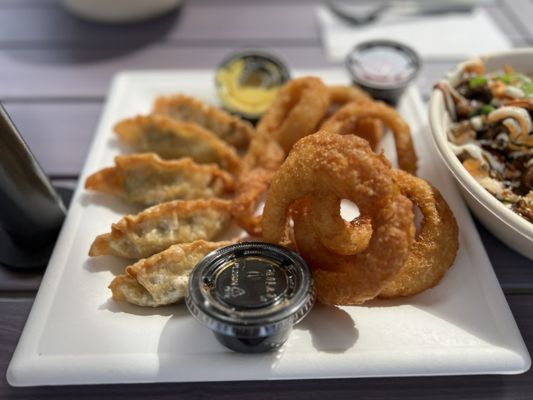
317, 5, 511, 61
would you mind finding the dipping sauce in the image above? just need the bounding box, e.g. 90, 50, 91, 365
215, 51, 290, 120
186, 242, 315, 353
346, 40, 420, 105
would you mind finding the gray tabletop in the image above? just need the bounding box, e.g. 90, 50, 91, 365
0, 0, 532, 398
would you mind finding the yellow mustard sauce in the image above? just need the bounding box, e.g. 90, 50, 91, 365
216, 58, 283, 118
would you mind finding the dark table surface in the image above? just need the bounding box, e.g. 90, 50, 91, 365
0, 0, 532, 398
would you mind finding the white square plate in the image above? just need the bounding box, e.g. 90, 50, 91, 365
7, 70, 531, 386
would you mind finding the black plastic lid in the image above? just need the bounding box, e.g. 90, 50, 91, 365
345, 40, 420, 104
186, 242, 315, 338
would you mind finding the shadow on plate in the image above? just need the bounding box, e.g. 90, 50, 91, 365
83, 254, 129, 276
108, 136, 134, 154
295, 303, 358, 353
152, 304, 357, 379
99, 297, 182, 317
79, 191, 142, 215
156, 307, 286, 379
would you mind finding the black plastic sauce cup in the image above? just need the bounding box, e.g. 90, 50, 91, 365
186, 242, 315, 353
215, 50, 290, 121
346, 40, 420, 106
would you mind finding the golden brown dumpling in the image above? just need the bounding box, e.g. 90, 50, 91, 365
89, 199, 232, 259
152, 94, 253, 149
114, 114, 241, 173
109, 240, 234, 307
85, 153, 234, 205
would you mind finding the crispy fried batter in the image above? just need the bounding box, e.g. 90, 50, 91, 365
321, 101, 417, 174
323, 85, 384, 150
308, 193, 373, 256
306, 134, 381, 255
230, 77, 330, 235
89, 199, 232, 259
85, 153, 234, 205
230, 130, 285, 236
327, 84, 371, 105
109, 240, 234, 307
293, 195, 415, 305
152, 94, 253, 149
114, 114, 241, 173
379, 170, 459, 298
256, 76, 330, 153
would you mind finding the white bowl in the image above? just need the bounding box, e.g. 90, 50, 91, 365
429, 48, 533, 260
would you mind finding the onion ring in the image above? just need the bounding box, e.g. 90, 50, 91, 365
231, 77, 328, 235
262, 131, 415, 305
230, 129, 285, 236
306, 133, 386, 255
379, 169, 459, 298
321, 101, 417, 174
256, 76, 329, 153
324, 85, 384, 150
308, 193, 373, 255
292, 195, 415, 304
328, 84, 371, 105
230, 168, 272, 236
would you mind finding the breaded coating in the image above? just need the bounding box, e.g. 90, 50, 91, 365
379, 170, 459, 298
85, 153, 234, 205
152, 94, 253, 149
109, 240, 234, 307
89, 199, 232, 259
114, 114, 241, 173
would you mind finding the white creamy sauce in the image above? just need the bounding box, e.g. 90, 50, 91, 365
470, 116, 483, 131
489, 106, 532, 137
449, 142, 485, 161
503, 86, 525, 99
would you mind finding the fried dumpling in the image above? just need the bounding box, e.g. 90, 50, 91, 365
109, 240, 234, 307
85, 153, 234, 205
152, 94, 253, 149
114, 114, 241, 173
89, 199, 232, 258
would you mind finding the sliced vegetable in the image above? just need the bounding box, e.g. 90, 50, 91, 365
468, 76, 487, 89
514, 73, 531, 83
480, 104, 495, 115
495, 74, 514, 84
521, 82, 533, 97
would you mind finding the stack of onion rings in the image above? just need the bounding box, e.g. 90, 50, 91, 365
231, 76, 429, 283
262, 132, 417, 305
261, 131, 458, 305
231, 77, 454, 304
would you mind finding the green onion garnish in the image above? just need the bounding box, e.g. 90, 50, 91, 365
495, 74, 514, 84
469, 76, 487, 89
521, 82, 533, 97
480, 105, 495, 115
515, 73, 531, 83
